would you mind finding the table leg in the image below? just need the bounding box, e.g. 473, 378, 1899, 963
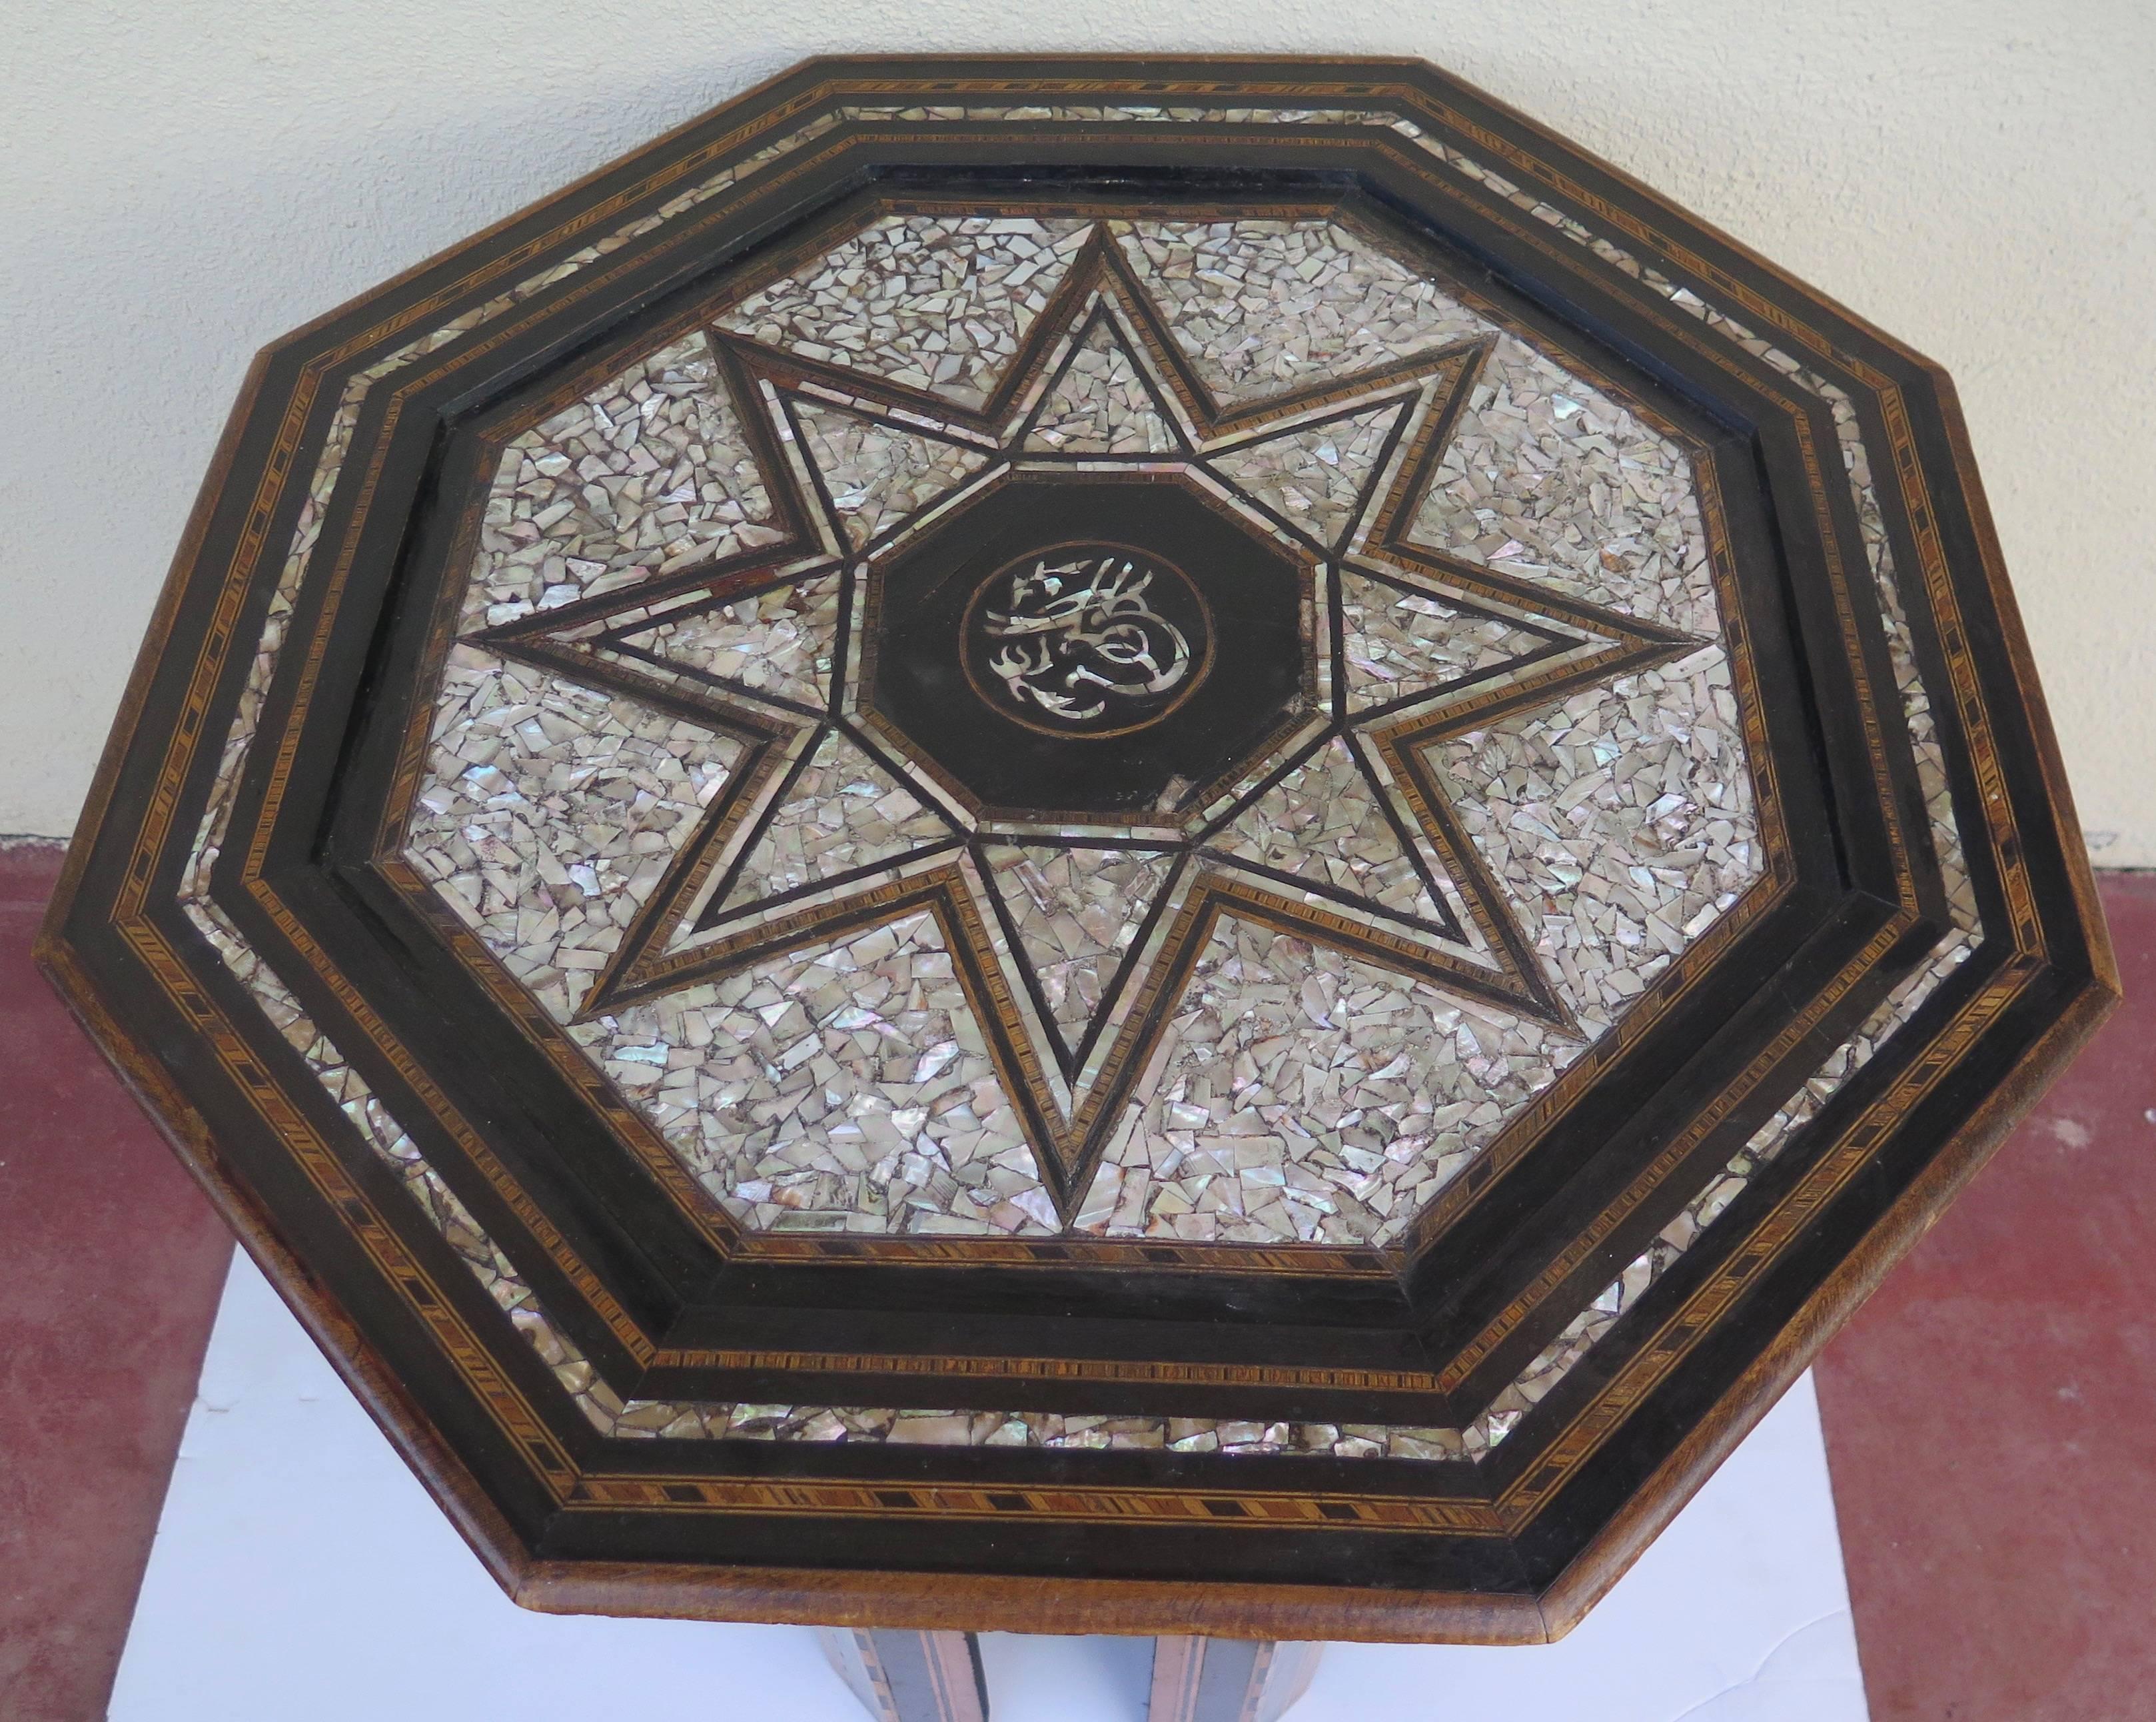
814, 1628, 990, 1722
1147, 1637, 1322, 1722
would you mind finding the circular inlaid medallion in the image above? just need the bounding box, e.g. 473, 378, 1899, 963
865, 472, 1310, 820
960, 541, 1213, 738
75, 57, 2103, 1645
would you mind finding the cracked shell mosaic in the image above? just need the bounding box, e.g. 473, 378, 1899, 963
572, 910, 1053, 1236
720, 215, 1095, 408
1338, 567, 1562, 712
1211, 401, 1406, 548
403, 209, 1761, 1249
466, 333, 782, 634
710, 728, 950, 919
612, 572, 844, 712
173, 93, 1982, 1463
786, 401, 992, 549
983, 844, 1179, 1062
406, 646, 745, 1022
1090, 918, 1577, 1247
1209, 737, 1454, 933
1025, 319, 1181, 454
1426, 649, 1756, 1036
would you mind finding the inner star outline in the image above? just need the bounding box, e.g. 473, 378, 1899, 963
468, 227, 1703, 1224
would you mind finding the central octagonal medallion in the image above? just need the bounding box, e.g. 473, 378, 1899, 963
410, 209, 1760, 1241
867, 472, 1306, 819
70, 61, 2113, 1636
962, 538, 1211, 738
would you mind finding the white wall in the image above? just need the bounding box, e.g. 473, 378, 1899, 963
5, 2, 2149, 860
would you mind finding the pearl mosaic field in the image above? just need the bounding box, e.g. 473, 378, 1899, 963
173, 94, 1978, 1462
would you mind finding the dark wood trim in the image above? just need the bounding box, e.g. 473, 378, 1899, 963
516, 1555, 1553, 1645
39, 55, 2114, 1641
1536, 973, 2117, 1637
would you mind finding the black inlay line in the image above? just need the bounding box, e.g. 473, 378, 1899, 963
690, 723, 829, 932
1199, 848, 1474, 952
1202, 383, 1420, 460
827, 564, 857, 720
1063, 848, 1195, 1076
774, 390, 860, 561
1197, 880, 1550, 1022
461, 335, 832, 647
985, 833, 1194, 856
833, 716, 973, 841
1332, 381, 1426, 556
1337, 725, 1473, 946
1339, 555, 1584, 644
1370, 531, 1702, 651
600, 641, 830, 726
611, 872, 969, 1013
969, 837, 1083, 1083
1007, 298, 1116, 450
1095, 301, 1201, 451
480, 634, 792, 748
712, 329, 1002, 441
784, 381, 1001, 454
592, 560, 840, 646
1087, 231, 1232, 431
1364, 726, 1577, 1026
468, 542, 827, 644
697, 839, 966, 938
711, 331, 819, 545
1383, 631, 1695, 751
574, 733, 788, 1016
1192, 452, 1349, 566
1327, 560, 1352, 726
1190, 726, 1334, 847
1045, 881, 1231, 1195
1341, 639, 1580, 730
931, 881, 1085, 1206
1365, 335, 1488, 534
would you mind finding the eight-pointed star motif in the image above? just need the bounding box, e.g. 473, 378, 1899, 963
474, 229, 1704, 1224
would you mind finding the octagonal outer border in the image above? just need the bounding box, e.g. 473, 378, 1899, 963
37, 55, 2117, 1642
229, 167, 1838, 1409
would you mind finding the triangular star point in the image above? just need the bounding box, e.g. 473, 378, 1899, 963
457, 221, 1702, 1222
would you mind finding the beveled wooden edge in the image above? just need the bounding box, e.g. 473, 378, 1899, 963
40, 934, 2117, 1645
512, 1559, 1551, 1645
1923, 361, 2120, 998
1538, 969, 2119, 1638
39, 909, 1548, 1645
1538, 329, 2125, 1633
33, 51, 2121, 1645
30, 936, 536, 1603
38, 344, 278, 944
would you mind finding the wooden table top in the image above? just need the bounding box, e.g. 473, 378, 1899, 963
40, 54, 2115, 1643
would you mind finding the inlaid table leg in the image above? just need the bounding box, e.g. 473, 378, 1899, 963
1147, 1637, 1322, 1722
814, 1627, 990, 1722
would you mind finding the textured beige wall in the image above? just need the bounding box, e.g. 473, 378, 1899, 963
4, 2, 2149, 858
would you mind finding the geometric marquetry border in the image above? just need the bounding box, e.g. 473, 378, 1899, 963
39, 57, 2114, 1642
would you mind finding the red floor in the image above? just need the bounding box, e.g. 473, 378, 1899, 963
1, 843, 2149, 1721
0, 844, 233, 1722
1813, 870, 2156, 1722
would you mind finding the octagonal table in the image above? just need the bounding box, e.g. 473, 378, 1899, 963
42, 53, 2115, 1722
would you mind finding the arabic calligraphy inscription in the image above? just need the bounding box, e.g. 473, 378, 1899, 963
963, 544, 1211, 736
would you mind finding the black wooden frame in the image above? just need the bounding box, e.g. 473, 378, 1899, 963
40, 56, 2115, 1642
